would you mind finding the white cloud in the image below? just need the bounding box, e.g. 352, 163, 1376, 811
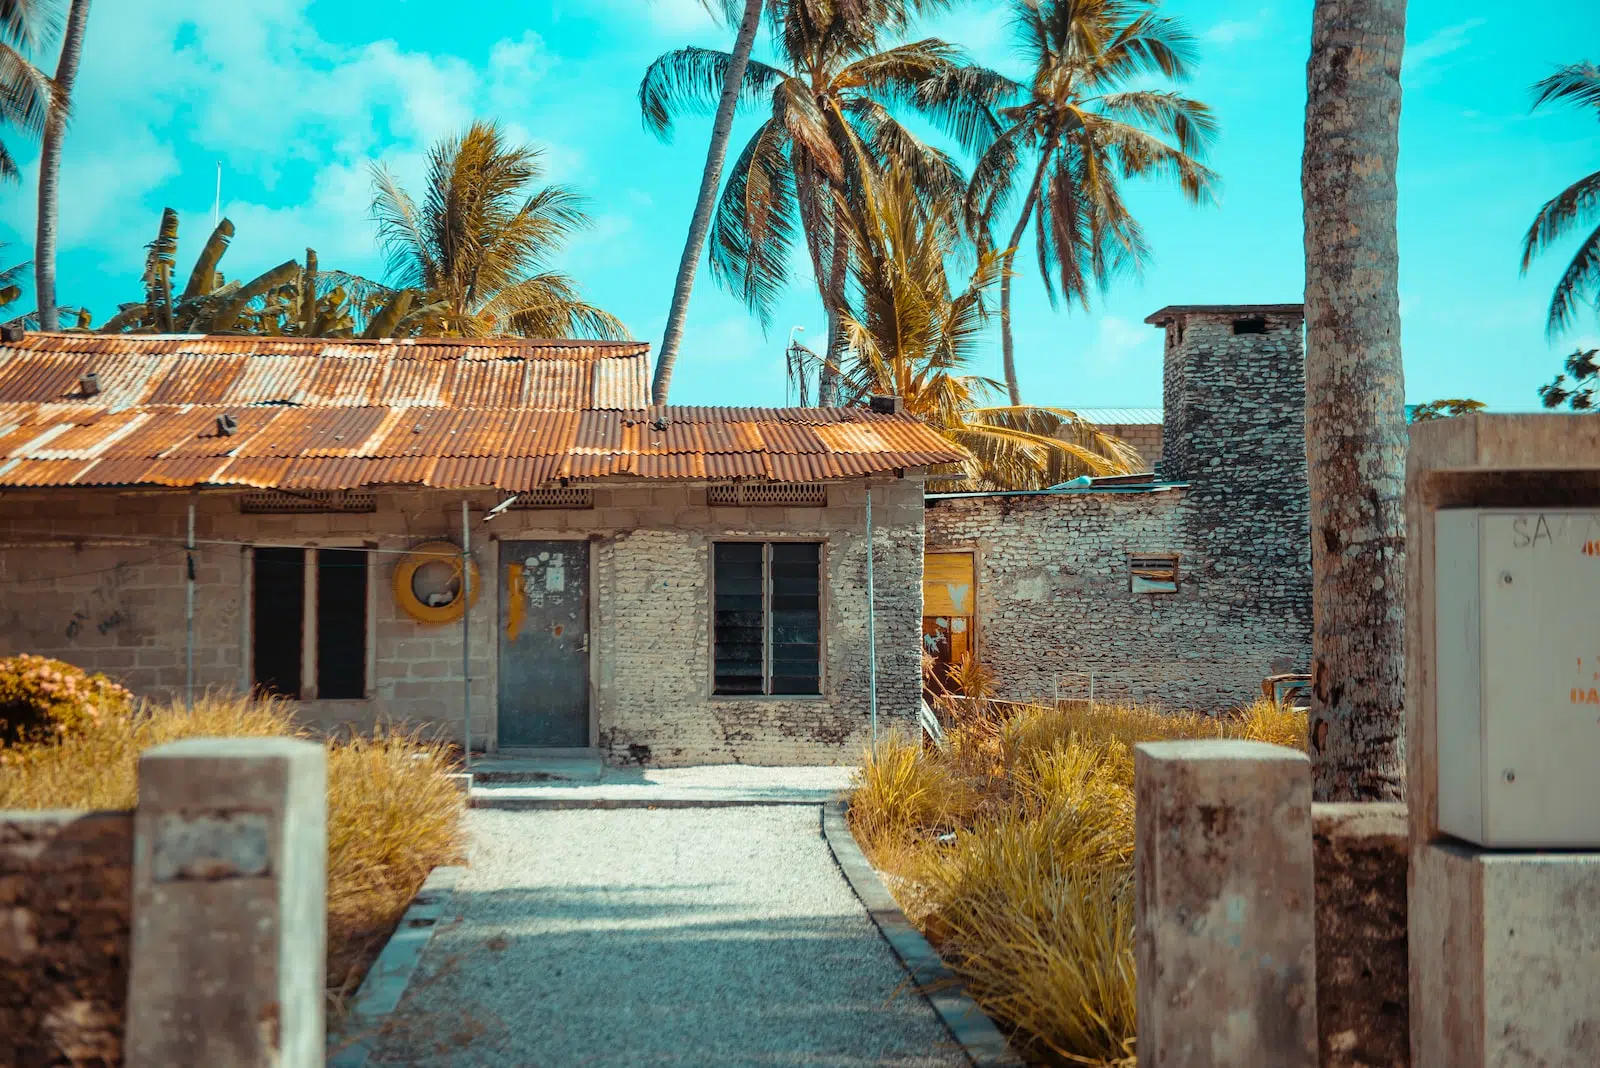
1403, 19, 1486, 88
1203, 9, 1273, 45
1084, 315, 1158, 370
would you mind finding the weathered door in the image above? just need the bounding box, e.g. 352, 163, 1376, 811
497, 540, 589, 748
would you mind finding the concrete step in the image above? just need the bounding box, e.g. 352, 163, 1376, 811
468, 750, 604, 784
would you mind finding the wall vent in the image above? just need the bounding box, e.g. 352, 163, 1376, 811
1129, 553, 1180, 594
510, 487, 594, 509
708, 482, 828, 507
241, 490, 376, 514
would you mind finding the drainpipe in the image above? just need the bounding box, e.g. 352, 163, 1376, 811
866, 485, 878, 744
461, 500, 471, 773
185, 494, 196, 714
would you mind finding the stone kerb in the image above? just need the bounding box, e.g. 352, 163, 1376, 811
125, 737, 328, 1068
1134, 739, 1317, 1068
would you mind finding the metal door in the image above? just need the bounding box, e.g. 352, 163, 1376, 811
497, 540, 589, 748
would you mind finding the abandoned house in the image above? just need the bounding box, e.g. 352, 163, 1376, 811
0, 332, 961, 766
924, 304, 1313, 711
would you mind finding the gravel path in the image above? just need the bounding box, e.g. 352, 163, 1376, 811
368, 807, 967, 1067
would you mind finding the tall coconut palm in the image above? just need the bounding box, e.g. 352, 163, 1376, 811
1302, 0, 1408, 803
1521, 61, 1600, 337
967, 0, 1217, 405
651, 0, 765, 405
370, 121, 628, 340
839, 169, 1140, 489
641, 0, 1008, 404
0, 0, 56, 184
34, 0, 89, 331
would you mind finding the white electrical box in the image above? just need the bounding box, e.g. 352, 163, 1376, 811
1436, 509, 1600, 848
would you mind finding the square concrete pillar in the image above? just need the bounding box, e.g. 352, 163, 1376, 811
1411, 842, 1600, 1066
1135, 739, 1316, 1068
125, 737, 327, 1068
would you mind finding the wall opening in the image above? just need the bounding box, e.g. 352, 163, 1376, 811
253, 548, 305, 698
1130, 553, 1181, 594
316, 549, 368, 699
1232, 316, 1267, 335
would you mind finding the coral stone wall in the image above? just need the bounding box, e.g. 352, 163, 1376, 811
0, 478, 924, 766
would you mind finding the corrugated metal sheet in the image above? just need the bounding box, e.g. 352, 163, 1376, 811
0, 333, 967, 491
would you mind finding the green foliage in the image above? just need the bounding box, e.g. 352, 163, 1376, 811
0, 0, 57, 183
1520, 61, 1600, 336
1539, 348, 1600, 410
0, 653, 133, 746
1410, 398, 1486, 421
370, 121, 627, 339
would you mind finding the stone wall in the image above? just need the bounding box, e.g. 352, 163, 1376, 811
0, 812, 132, 1067
924, 307, 1311, 711
0, 477, 924, 766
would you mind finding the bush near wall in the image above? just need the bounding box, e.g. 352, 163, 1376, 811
0, 654, 134, 747
849, 696, 1306, 1066
0, 687, 466, 1014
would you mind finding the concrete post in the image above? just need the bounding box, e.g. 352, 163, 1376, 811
124, 738, 327, 1068
1134, 739, 1316, 1068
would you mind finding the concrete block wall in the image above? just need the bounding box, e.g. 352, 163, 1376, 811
0, 475, 925, 765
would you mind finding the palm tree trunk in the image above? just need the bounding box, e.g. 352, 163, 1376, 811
820, 213, 849, 407
34, 0, 91, 331
1302, 0, 1408, 803
999, 150, 1051, 407
651, 0, 763, 406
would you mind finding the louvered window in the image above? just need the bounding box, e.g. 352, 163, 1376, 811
241, 490, 375, 514
713, 542, 822, 695
510, 488, 593, 509
707, 483, 827, 507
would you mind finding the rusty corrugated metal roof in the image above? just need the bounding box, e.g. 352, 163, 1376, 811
0, 332, 967, 491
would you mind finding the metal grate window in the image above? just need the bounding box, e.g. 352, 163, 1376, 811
1129, 553, 1180, 595
241, 490, 376, 514
707, 482, 827, 507
510, 488, 594, 509
713, 542, 822, 695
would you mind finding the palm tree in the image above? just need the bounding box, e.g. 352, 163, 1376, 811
651, 0, 765, 405
641, 0, 1008, 404
369, 122, 627, 340
1302, 0, 1408, 803
0, 241, 28, 313
966, 0, 1217, 405
0, 0, 55, 184
1521, 61, 1600, 336
34, 0, 89, 331
838, 169, 1139, 489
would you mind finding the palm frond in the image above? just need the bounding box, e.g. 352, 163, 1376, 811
639, 46, 786, 139
1531, 62, 1600, 113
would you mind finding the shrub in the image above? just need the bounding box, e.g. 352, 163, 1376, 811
0, 653, 133, 747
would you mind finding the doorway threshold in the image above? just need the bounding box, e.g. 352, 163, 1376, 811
472, 748, 603, 784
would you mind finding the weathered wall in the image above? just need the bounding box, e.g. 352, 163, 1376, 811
925, 308, 1311, 711
0, 812, 132, 1067
0, 478, 923, 765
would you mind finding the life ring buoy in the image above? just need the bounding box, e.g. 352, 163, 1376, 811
393, 540, 482, 625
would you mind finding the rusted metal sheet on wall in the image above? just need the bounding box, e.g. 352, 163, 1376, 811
498, 540, 590, 748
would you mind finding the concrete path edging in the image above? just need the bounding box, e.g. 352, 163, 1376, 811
327, 864, 468, 1068
821, 801, 1025, 1067
470, 793, 844, 810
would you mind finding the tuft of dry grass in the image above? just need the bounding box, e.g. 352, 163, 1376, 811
850, 695, 1306, 1066
0, 690, 465, 1016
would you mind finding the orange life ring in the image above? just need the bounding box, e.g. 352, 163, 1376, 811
392, 540, 482, 625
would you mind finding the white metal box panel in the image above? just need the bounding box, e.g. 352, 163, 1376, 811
1436, 509, 1600, 848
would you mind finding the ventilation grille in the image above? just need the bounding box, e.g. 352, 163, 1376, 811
511, 488, 594, 509
1129, 553, 1180, 594
708, 482, 828, 507
240, 490, 376, 514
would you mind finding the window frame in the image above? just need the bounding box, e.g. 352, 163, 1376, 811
708, 538, 826, 699
1128, 552, 1181, 595
246, 541, 376, 702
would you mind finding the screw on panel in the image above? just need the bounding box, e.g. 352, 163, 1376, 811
1504, 769, 1516, 783
1500, 571, 1514, 585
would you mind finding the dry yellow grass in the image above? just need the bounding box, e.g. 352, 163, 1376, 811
0, 690, 465, 1013
849, 697, 1307, 1066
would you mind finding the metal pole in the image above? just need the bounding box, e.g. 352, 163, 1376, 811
461, 501, 471, 773
866, 486, 878, 744
185, 496, 195, 714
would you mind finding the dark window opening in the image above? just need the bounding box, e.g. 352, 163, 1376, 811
1232, 316, 1267, 335
1130, 553, 1181, 595
317, 549, 368, 699
253, 548, 305, 699
714, 542, 821, 695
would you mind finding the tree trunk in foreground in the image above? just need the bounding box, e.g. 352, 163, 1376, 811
34, 0, 91, 332
651, 0, 763, 406
1302, 0, 1409, 802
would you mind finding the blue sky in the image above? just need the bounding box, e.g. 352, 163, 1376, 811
0, 0, 1596, 410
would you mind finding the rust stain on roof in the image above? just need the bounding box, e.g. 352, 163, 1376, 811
0, 333, 966, 491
